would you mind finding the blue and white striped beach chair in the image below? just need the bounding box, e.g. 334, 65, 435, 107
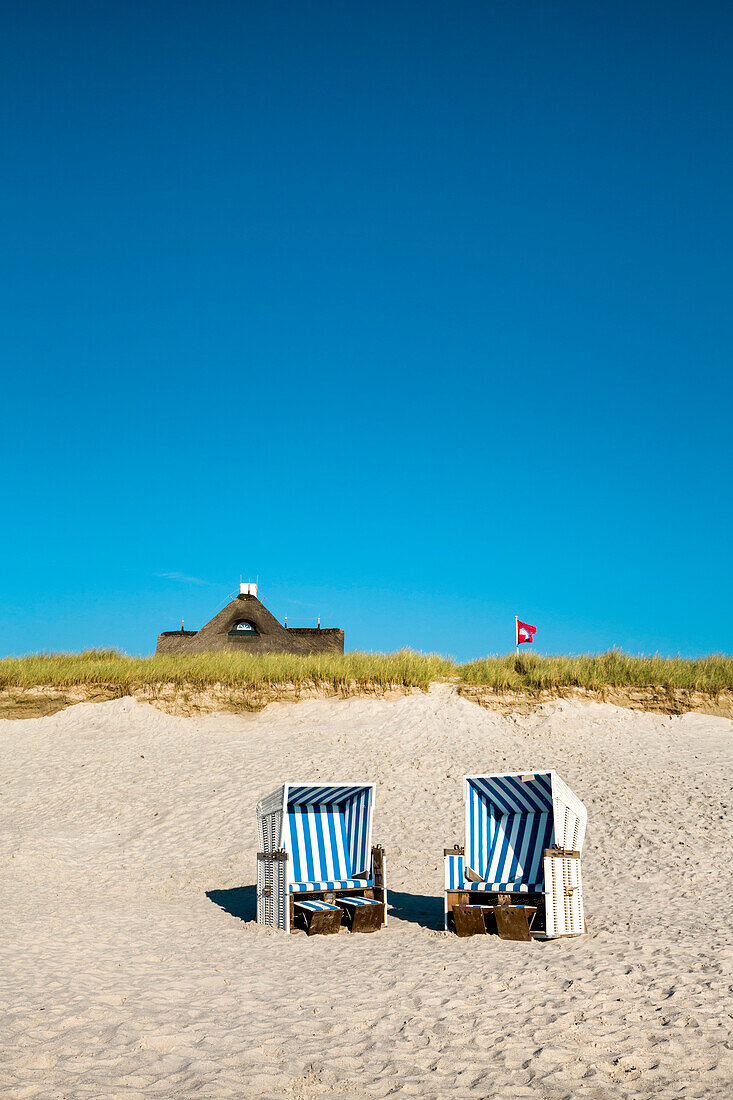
256, 783, 386, 934
444, 771, 587, 939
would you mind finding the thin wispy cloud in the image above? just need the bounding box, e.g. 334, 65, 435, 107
155, 572, 218, 587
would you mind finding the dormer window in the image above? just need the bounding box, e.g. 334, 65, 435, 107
228, 619, 259, 637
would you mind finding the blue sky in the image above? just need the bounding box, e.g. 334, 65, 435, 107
1, 1, 731, 660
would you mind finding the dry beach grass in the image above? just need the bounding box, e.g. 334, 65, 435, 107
1, 649, 731, 717
1, 685, 731, 1098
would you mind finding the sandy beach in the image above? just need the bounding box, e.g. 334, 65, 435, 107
1, 686, 731, 1099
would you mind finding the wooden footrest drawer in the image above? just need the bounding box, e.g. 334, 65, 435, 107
453, 903, 537, 940
293, 899, 343, 936
337, 896, 384, 933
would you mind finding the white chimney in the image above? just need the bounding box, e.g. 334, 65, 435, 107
240, 580, 258, 597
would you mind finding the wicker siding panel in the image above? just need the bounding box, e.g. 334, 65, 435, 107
544, 854, 584, 937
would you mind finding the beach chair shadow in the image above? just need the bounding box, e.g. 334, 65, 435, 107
387, 890, 443, 930
206, 885, 257, 923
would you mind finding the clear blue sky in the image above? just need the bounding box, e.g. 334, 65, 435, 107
1, 1, 731, 660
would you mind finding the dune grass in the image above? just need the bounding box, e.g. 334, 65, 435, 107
457, 651, 733, 695
0, 649, 455, 696
0, 648, 731, 701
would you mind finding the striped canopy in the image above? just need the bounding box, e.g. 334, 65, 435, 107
467, 772, 554, 814
286, 784, 372, 807
464, 772, 555, 892
281, 783, 373, 892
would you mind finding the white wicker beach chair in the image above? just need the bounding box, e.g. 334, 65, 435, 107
256, 783, 387, 934
444, 771, 587, 939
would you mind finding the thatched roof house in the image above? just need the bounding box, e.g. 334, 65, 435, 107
156, 583, 344, 656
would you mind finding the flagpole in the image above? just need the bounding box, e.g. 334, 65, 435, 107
515, 615, 519, 656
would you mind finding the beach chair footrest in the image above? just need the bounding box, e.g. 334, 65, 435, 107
337, 896, 385, 933
494, 904, 536, 942
453, 904, 489, 937
452, 903, 537, 940
293, 900, 343, 936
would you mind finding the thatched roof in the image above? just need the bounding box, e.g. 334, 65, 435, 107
156, 592, 344, 655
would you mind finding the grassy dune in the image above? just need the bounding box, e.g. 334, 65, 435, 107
0, 649, 455, 696
0, 649, 731, 701
458, 651, 733, 695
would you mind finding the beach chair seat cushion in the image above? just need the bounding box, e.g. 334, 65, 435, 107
290, 878, 372, 892
465, 880, 543, 893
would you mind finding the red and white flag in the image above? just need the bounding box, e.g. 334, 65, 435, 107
516, 618, 537, 646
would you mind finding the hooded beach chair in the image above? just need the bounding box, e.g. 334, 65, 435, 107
444, 771, 587, 940
256, 783, 386, 935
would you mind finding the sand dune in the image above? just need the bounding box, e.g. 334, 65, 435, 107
1, 685, 731, 1098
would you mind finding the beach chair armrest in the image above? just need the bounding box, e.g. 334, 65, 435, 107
444, 850, 465, 893
368, 845, 387, 927
370, 844, 386, 888
443, 849, 466, 929
256, 849, 288, 931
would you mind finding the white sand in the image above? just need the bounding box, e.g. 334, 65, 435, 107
1, 686, 731, 1099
